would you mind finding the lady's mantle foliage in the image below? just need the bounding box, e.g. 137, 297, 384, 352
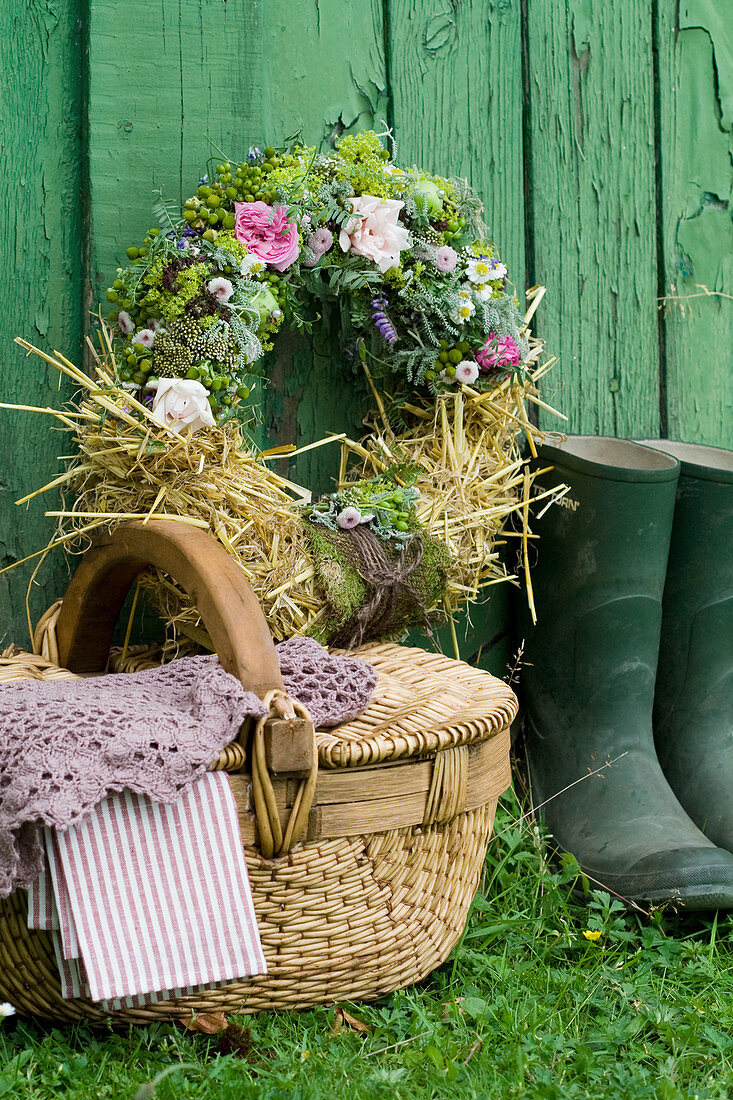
104, 131, 528, 431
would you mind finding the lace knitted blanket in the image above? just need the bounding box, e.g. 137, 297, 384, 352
0, 637, 376, 898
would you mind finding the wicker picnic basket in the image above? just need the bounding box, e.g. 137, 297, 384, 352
0, 520, 516, 1024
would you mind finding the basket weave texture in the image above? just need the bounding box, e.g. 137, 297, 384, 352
0, 641, 515, 1024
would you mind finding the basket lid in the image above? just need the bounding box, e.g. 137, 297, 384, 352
317, 642, 517, 769
0, 641, 517, 772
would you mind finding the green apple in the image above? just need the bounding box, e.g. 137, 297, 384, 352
414, 179, 444, 216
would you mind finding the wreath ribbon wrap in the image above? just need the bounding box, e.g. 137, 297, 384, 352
305, 525, 449, 648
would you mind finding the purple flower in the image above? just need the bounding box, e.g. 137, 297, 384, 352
336, 506, 362, 529
371, 297, 398, 344
435, 246, 458, 273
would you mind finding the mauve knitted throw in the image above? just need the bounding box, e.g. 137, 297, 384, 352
0, 637, 376, 898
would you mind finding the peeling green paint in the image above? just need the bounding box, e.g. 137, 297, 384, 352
0, 0, 84, 644
658, 4, 733, 446
677, 205, 733, 291
527, 0, 660, 438
681, 0, 733, 128
1, 0, 731, 648
671, 24, 733, 295
388, 0, 526, 289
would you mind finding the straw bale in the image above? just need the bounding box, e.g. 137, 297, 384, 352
9, 294, 563, 643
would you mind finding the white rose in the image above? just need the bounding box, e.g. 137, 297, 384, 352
149, 378, 216, 434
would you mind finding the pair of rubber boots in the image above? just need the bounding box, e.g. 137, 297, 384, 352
521, 436, 733, 909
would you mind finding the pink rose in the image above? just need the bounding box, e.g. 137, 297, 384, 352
339, 195, 410, 274
234, 202, 300, 272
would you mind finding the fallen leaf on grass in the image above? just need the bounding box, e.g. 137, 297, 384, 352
182, 1011, 228, 1035
330, 1005, 373, 1035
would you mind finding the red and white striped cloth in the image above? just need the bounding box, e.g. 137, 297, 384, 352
28, 772, 265, 1004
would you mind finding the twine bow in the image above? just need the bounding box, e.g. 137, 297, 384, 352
331, 528, 431, 648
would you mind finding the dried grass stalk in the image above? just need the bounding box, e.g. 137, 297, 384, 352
70, 416, 327, 642
339, 289, 565, 623
341, 371, 561, 624
9, 291, 564, 642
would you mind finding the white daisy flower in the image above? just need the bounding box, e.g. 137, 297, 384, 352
451, 291, 475, 324
0, 1004, 15, 1019
240, 253, 264, 278
465, 257, 492, 284
473, 282, 493, 301
465, 256, 508, 284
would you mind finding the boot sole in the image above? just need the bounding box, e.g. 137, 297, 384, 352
573, 864, 733, 911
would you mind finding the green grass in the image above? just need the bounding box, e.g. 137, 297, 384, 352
3, 792, 733, 1100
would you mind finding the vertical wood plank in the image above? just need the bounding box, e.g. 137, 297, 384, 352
88, 0, 387, 492
657, 2, 733, 448
525, 0, 661, 437
387, 0, 526, 290
387, 0, 525, 662
0, 0, 86, 643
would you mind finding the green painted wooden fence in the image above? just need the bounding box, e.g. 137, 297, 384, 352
1, 0, 731, 650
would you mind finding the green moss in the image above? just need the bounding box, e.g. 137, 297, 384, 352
304, 519, 449, 644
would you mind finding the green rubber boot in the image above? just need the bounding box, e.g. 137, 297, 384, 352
638, 441, 733, 852
521, 436, 733, 908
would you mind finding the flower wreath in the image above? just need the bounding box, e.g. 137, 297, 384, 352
105, 130, 529, 430
12, 131, 557, 650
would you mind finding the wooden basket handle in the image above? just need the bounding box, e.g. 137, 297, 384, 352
55, 519, 285, 696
